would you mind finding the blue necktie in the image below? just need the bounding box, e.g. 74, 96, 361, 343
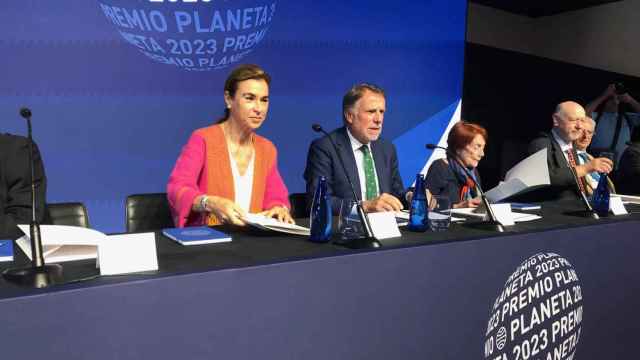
578, 152, 601, 182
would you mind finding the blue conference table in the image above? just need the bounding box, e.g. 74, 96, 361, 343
0, 201, 639, 360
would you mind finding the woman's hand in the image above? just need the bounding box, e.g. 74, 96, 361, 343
206, 196, 247, 226
453, 197, 481, 209
260, 206, 294, 224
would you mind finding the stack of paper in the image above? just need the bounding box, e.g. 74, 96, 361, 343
450, 208, 541, 223
16, 224, 101, 263
243, 213, 310, 236
15, 224, 158, 275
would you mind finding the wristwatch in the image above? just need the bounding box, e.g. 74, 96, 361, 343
200, 195, 210, 212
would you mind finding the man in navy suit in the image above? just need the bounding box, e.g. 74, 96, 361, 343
527, 101, 612, 201
304, 83, 406, 214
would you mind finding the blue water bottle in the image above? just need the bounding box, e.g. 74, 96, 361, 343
408, 174, 428, 232
592, 173, 610, 216
309, 176, 332, 242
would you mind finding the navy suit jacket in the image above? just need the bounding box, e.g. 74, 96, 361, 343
0, 133, 47, 239
525, 131, 581, 201
304, 126, 406, 214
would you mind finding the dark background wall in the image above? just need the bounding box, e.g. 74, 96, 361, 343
462, 42, 640, 189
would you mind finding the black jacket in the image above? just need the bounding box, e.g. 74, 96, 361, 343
425, 158, 482, 206
616, 143, 640, 195
0, 133, 47, 239
525, 131, 581, 201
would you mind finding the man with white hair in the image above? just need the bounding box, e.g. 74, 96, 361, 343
574, 116, 616, 194
527, 101, 613, 201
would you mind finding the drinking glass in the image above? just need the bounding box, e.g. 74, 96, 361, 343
428, 195, 451, 231
338, 199, 366, 241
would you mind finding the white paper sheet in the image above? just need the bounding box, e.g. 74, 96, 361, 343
243, 213, 310, 236
485, 148, 550, 203
99, 233, 158, 275
449, 208, 541, 223
16, 224, 105, 263
367, 212, 402, 239
611, 193, 640, 205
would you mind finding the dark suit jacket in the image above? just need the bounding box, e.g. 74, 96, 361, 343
525, 132, 580, 201
424, 158, 482, 206
304, 127, 406, 214
616, 143, 640, 195
0, 133, 47, 239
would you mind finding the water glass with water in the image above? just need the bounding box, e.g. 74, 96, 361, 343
428, 195, 451, 231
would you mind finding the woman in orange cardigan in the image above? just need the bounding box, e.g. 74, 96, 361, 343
167, 64, 292, 227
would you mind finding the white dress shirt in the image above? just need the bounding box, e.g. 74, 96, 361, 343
551, 128, 574, 163
346, 128, 380, 201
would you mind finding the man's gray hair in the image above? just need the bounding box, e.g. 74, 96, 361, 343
583, 116, 596, 128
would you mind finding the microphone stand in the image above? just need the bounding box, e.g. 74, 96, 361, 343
3, 108, 63, 288
426, 144, 505, 232
312, 125, 379, 248
567, 156, 599, 219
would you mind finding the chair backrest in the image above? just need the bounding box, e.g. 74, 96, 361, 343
125, 193, 174, 233
45, 202, 90, 228
288, 192, 309, 219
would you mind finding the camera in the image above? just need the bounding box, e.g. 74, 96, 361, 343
614, 82, 627, 95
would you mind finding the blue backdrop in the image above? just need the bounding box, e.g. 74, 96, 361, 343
1, 0, 466, 232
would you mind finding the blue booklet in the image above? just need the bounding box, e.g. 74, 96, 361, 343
162, 226, 231, 246
0, 240, 14, 262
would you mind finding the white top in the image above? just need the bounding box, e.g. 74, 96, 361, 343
227, 146, 255, 213
551, 128, 573, 163
346, 128, 379, 200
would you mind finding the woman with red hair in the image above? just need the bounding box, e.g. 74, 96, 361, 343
425, 121, 487, 208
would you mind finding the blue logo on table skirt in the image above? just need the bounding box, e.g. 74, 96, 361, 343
97, 0, 277, 71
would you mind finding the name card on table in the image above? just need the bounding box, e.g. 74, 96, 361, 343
490, 203, 515, 226
98, 233, 158, 275
367, 211, 402, 239
609, 196, 628, 216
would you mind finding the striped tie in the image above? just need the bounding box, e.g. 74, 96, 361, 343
360, 145, 378, 200
566, 150, 586, 194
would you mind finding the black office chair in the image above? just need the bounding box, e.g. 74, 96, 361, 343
45, 202, 90, 228
125, 193, 174, 233
288, 192, 309, 219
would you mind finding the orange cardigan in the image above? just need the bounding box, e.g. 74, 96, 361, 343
167, 124, 290, 226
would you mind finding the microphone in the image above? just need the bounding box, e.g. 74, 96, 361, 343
425, 143, 505, 232
311, 124, 377, 246
20, 107, 32, 119
2, 107, 63, 287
